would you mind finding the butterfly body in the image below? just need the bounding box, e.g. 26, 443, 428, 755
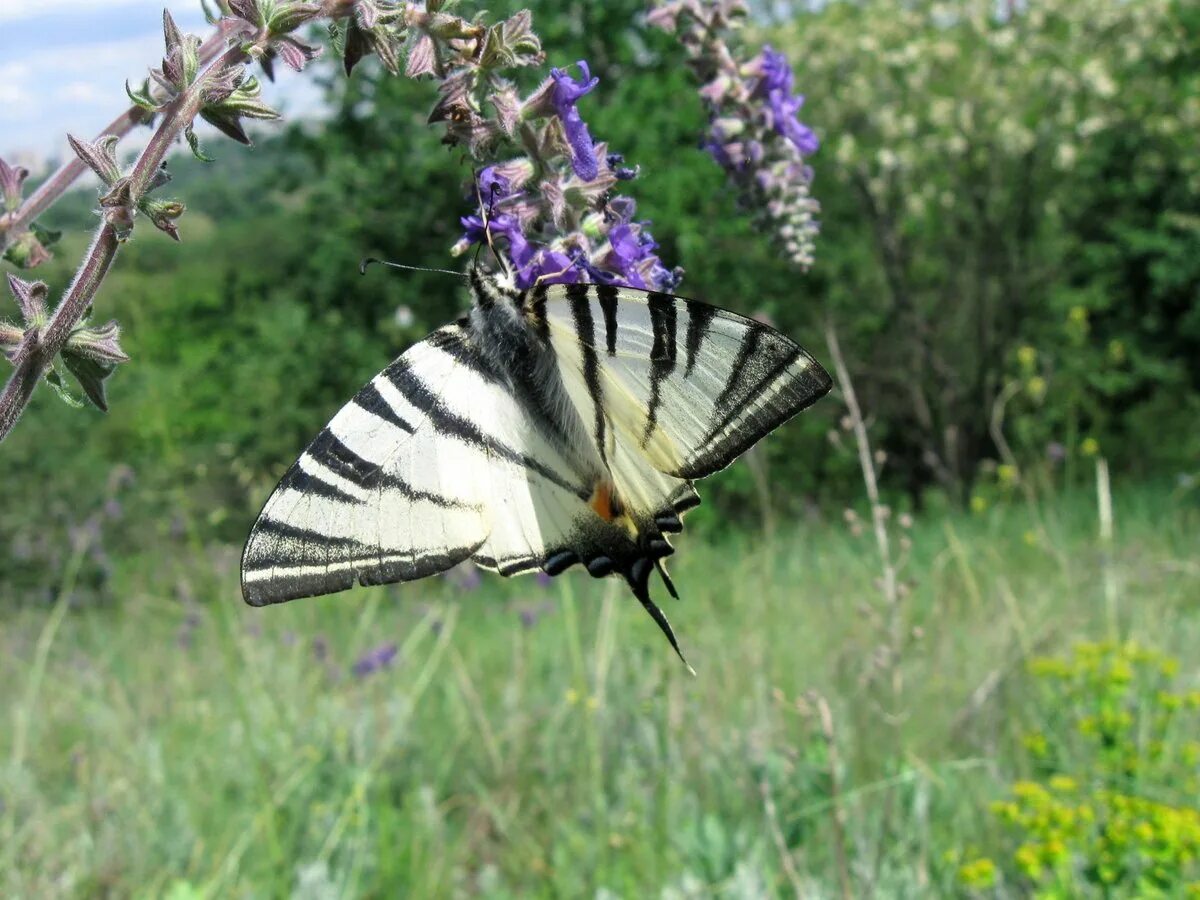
242, 264, 832, 667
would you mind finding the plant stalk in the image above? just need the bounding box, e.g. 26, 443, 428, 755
0, 43, 250, 443
0, 19, 245, 256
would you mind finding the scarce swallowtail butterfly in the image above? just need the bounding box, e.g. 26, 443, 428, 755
241, 262, 832, 671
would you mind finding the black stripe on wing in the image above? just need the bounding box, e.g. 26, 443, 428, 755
243, 541, 483, 606
684, 302, 717, 378
353, 381, 415, 434
675, 321, 831, 480
278, 462, 359, 504
384, 355, 590, 501
597, 284, 620, 356
567, 283, 609, 467
641, 292, 678, 447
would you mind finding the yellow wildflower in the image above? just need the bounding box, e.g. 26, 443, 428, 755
958, 857, 997, 889
1049, 775, 1077, 794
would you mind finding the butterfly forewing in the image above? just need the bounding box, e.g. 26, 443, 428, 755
540, 283, 832, 483
242, 325, 495, 605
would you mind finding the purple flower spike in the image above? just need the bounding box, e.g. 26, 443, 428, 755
352, 642, 398, 677
550, 61, 600, 181
756, 46, 819, 155
758, 46, 793, 95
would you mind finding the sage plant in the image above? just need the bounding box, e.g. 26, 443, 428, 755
648, 0, 821, 270
0, 0, 820, 446
0, 2, 564, 441
451, 61, 682, 291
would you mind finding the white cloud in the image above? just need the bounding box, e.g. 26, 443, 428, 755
56, 80, 108, 103
1, 2, 326, 161
0, 0, 179, 25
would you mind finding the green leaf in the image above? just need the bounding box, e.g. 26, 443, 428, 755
29, 221, 62, 251
184, 125, 214, 163
60, 349, 117, 412
44, 365, 85, 409
125, 78, 157, 111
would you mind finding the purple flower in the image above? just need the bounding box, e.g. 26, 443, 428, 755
649, 261, 684, 292
756, 46, 819, 155
609, 223, 646, 268
576, 253, 645, 290
519, 248, 579, 289
477, 165, 511, 205
488, 214, 534, 269
459, 214, 488, 244
703, 130, 734, 169
550, 61, 600, 181
606, 153, 638, 180
312, 635, 329, 662
758, 45, 793, 95
352, 643, 398, 677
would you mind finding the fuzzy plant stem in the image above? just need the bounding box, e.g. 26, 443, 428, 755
0, 20, 244, 257
0, 43, 250, 442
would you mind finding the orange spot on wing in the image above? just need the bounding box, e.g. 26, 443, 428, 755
589, 481, 622, 522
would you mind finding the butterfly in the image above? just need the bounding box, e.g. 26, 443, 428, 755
241, 262, 832, 671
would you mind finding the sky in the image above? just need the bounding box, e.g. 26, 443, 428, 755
0, 0, 320, 171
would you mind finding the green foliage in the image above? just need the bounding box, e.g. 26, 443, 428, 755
3, 487, 1197, 896
3, 0, 1198, 603
956, 641, 1200, 896
775, 0, 1200, 492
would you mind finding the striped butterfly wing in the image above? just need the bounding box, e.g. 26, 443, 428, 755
242, 323, 599, 605
539, 283, 832, 486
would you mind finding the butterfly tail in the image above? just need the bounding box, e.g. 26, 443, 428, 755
627, 558, 696, 676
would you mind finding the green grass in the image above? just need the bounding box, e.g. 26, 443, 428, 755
2, 484, 1197, 897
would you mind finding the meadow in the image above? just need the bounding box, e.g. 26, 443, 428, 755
3, 481, 1197, 897
3, 0, 1198, 895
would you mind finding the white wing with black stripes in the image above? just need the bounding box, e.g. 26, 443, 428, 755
242, 322, 599, 605
535, 282, 832, 483
242, 266, 832, 668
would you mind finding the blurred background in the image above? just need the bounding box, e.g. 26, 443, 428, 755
2, 0, 1198, 896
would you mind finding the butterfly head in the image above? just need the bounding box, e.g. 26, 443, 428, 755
468, 257, 522, 309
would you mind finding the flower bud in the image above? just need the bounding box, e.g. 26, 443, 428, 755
66, 318, 130, 364
67, 134, 122, 186
6, 273, 48, 325
0, 156, 29, 212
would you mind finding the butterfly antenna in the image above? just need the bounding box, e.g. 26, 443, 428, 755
627, 563, 696, 676
360, 258, 467, 279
